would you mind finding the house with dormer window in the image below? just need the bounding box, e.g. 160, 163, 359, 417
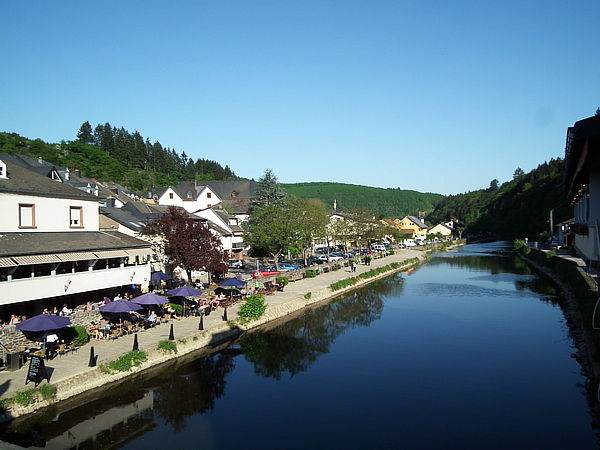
396, 215, 429, 240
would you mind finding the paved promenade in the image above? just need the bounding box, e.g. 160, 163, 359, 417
0, 248, 427, 415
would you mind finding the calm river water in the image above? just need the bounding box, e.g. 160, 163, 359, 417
2, 242, 598, 449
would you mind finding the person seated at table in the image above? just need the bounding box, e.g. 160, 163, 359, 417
148, 310, 157, 323
52, 306, 60, 315
42, 308, 50, 315
88, 322, 100, 341
61, 304, 72, 316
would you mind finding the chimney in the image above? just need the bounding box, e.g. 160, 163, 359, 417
106, 196, 116, 208
38, 156, 43, 165
74, 169, 81, 177
111, 188, 118, 194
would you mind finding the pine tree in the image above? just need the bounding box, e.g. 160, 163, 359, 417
249, 169, 287, 211
77, 121, 94, 144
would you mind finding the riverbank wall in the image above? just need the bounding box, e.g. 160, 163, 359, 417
0, 247, 449, 421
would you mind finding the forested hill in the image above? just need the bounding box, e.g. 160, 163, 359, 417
281, 182, 444, 219
426, 158, 572, 237
0, 122, 236, 192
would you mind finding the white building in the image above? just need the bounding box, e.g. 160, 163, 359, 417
0, 159, 152, 319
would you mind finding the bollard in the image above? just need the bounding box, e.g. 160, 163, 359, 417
88, 346, 96, 367
169, 323, 175, 340
222, 307, 228, 322
132, 334, 139, 352
199, 314, 204, 330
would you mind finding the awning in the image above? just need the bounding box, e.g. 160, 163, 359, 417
12, 254, 63, 265
125, 248, 152, 256
58, 252, 98, 262
93, 250, 129, 258
0, 257, 16, 268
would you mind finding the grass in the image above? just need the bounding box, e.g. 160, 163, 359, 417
0, 384, 57, 410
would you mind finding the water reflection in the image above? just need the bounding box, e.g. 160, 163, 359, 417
239, 276, 405, 380
1, 242, 599, 448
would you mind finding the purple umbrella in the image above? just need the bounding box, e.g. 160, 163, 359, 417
99, 300, 143, 313
151, 271, 172, 281
131, 292, 169, 305
16, 314, 72, 332
165, 286, 203, 297
217, 278, 246, 288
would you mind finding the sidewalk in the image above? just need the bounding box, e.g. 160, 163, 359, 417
0, 249, 427, 404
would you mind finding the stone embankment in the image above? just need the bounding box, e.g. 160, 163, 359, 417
0, 247, 445, 421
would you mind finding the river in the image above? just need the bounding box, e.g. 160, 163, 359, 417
1, 241, 598, 449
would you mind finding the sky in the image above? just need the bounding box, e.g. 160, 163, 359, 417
2, 1, 599, 196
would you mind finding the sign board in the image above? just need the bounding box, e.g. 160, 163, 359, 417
26, 356, 49, 386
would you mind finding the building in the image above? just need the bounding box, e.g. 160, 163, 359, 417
0, 158, 152, 320
395, 215, 429, 240
563, 114, 600, 265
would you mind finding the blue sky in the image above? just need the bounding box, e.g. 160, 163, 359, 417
2, 1, 599, 195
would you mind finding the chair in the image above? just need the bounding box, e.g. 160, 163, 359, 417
17, 346, 26, 353
33, 348, 46, 358
109, 329, 123, 340
126, 325, 134, 335
57, 343, 68, 357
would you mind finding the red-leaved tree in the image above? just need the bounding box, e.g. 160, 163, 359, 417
142, 206, 228, 284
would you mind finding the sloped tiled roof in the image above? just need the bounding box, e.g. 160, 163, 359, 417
0, 159, 98, 202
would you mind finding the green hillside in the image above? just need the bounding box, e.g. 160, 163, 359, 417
281, 182, 444, 219
426, 158, 572, 237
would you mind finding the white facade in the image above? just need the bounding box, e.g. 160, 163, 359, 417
158, 185, 220, 213
1, 193, 99, 232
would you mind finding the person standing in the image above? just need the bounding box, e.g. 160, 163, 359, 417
45, 332, 59, 360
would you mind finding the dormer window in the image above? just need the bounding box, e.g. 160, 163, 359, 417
0, 160, 6, 179
187, 191, 193, 199
231, 190, 238, 198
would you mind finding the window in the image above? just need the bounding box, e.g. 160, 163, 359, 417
231, 190, 238, 198
187, 191, 193, 199
70, 206, 83, 228
207, 193, 212, 199
169, 193, 174, 199
19, 204, 36, 228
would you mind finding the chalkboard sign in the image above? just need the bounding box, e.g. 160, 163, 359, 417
26, 356, 48, 386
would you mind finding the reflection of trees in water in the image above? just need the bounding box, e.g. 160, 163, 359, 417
431, 253, 528, 276
240, 277, 404, 380
153, 352, 235, 433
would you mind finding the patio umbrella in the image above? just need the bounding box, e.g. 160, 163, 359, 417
16, 314, 72, 332
99, 300, 143, 313
151, 271, 172, 281
131, 292, 169, 306
165, 286, 203, 297
217, 278, 246, 288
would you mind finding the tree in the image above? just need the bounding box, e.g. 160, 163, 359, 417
489, 179, 499, 191
77, 121, 94, 144
243, 204, 297, 269
249, 169, 286, 212
513, 167, 525, 180
287, 197, 329, 262
141, 206, 226, 284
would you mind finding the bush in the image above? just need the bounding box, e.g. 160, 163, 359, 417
238, 294, 267, 324
157, 340, 178, 354
61, 325, 89, 347
167, 303, 183, 315
275, 276, 289, 285
111, 350, 147, 371
305, 269, 317, 278
304, 292, 312, 300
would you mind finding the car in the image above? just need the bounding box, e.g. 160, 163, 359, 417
228, 259, 245, 269
253, 267, 280, 277
318, 254, 343, 262
307, 257, 325, 265
279, 263, 299, 271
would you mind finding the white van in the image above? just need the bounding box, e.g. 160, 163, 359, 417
404, 239, 416, 247
372, 244, 387, 252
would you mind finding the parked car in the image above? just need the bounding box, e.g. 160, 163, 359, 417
253, 267, 280, 277
307, 257, 325, 265
279, 263, 299, 271
318, 254, 343, 262
228, 259, 245, 269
